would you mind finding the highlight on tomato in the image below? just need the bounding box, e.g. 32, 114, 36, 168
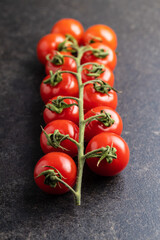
82, 24, 117, 50
43, 96, 79, 125
37, 33, 66, 64
51, 18, 84, 44
81, 63, 114, 87
45, 51, 77, 75
81, 42, 117, 70
84, 106, 123, 142
85, 132, 130, 176
40, 119, 79, 157
34, 152, 77, 194
40, 71, 79, 103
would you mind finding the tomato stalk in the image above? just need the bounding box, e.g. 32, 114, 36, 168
56, 46, 102, 204
63, 46, 114, 204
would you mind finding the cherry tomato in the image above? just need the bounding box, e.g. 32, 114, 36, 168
81, 43, 117, 70
84, 106, 123, 142
34, 152, 77, 194
43, 96, 79, 125
40, 72, 79, 103
40, 120, 79, 157
85, 132, 130, 176
83, 84, 118, 113
81, 63, 114, 86
45, 51, 77, 75
82, 24, 117, 50
37, 33, 66, 65
51, 18, 84, 44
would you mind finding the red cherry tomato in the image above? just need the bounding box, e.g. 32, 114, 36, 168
82, 24, 117, 50
85, 132, 130, 176
34, 152, 77, 194
83, 84, 118, 113
40, 120, 79, 157
40, 72, 79, 103
81, 63, 114, 86
43, 96, 79, 125
37, 33, 65, 65
84, 106, 123, 142
51, 18, 84, 44
45, 51, 77, 75
81, 43, 117, 70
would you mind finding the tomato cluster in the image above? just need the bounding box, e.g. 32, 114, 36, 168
34, 18, 130, 200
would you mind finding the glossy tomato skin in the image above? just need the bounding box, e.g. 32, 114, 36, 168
40, 120, 79, 157
82, 24, 117, 50
37, 33, 66, 65
81, 63, 114, 86
84, 106, 123, 142
83, 84, 118, 113
81, 43, 117, 70
40, 73, 79, 103
51, 18, 84, 44
45, 51, 77, 75
34, 152, 77, 194
86, 132, 129, 176
43, 96, 79, 125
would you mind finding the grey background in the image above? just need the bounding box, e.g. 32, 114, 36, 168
0, 0, 160, 239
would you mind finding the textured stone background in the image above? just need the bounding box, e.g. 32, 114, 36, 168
0, 0, 160, 239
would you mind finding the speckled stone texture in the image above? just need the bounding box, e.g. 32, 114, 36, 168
0, 0, 160, 239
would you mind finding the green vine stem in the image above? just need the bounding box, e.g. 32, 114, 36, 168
36, 166, 77, 195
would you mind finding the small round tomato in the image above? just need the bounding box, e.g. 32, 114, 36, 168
37, 33, 66, 64
40, 120, 79, 157
82, 24, 117, 50
83, 84, 118, 113
51, 18, 84, 44
34, 152, 77, 194
81, 43, 117, 70
81, 63, 114, 86
45, 51, 77, 75
84, 106, 123, 142
85, 132, 129, 176
43, 96, 79, 125
40, 72, 79, 103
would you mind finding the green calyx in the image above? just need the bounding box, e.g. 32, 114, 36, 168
46, 52, 64, 65
36, 166, 64, 188
94, 81, 118, 95
91, 48, 109, 58
88, 110, 115, 127
89, 36, 102, 44
86, 145, 117, 166
45, 96, 78, 114
85, 64, 105, 77
41, 127, 69, 151
58, 34, 78, 53
43, 70, 62, 86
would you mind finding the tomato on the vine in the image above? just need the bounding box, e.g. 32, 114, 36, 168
85, 132, 129, 176
51, 18, 84, 44
34, 152, 77, 194
40, 120, 79, 157
45, 51, 77, 75
37, 33, 66, 65
40, 72, 79, 103
81, 63, 114, 86
81, 43, 117, 70
84, 106, 123, 142
43, 96, 79, 125
83, 83, 118, 113
82, 24, 117, 50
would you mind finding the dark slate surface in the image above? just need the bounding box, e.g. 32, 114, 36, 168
0, 0, 160, 239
